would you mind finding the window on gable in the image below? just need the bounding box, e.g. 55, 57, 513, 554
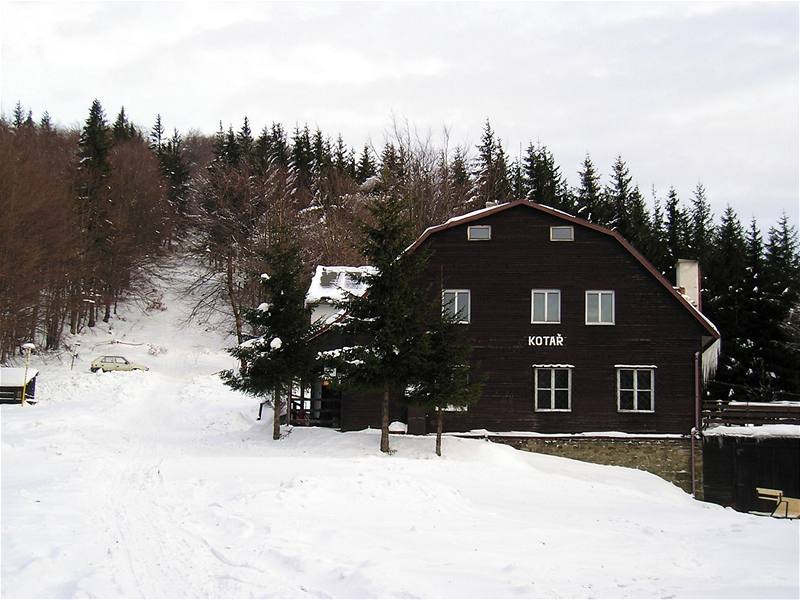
531, 290, 560, 323
586, 290, 615, 325
534, 366, 572, 411
442, 289, 471, 324
617, 367, 654, 412
550, 226, 574, 241
467, 225, 491, 241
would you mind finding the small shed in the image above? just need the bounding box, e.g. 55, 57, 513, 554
0, 368, 39, 404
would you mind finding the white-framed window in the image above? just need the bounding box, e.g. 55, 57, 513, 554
531, 289, 561, 324
534, 366, 572, 411
550, 226, 574, 241
586, 290, 615, 325
467, 225, 491, 241
617, 367, 654, 412
442, 289, 471, 324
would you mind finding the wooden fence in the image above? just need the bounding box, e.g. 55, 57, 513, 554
703, 401, 800, 427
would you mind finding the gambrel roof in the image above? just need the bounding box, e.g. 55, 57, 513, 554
407, 199, 720, 342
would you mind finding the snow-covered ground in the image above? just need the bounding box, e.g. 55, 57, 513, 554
2, 262, 798, 599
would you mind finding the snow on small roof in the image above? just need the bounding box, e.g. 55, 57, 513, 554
704, 424, 800, 439
305, 266, 376, 306
0, 368, 39, 387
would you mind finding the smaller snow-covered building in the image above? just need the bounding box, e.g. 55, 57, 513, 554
305, 265, 374, 324
0, 367, 38, 404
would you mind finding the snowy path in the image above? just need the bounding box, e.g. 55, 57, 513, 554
2, 263, 799, 598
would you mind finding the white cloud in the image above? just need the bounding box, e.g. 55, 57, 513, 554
1, 1, 796, 227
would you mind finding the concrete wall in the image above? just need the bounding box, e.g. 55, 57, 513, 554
489, 436, 701, 497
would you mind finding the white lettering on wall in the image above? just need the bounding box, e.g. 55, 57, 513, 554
528, 334, 565, 346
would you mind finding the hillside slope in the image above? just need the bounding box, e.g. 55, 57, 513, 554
2, 261, 798, 598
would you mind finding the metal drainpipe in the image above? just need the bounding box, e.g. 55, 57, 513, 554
691, 351, 701, 498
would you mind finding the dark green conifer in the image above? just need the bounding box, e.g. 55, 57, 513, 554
39, 110, 52, 132
12, 101, 25, 129
706, 206, 748, 399
575, 154, 607, 223
113, 107, 135, 142
341, 191, 429, 453
356, 144, 377, 184
237, 117, 253, 163
223, 230, 318, 440
406, 309, 482, 456
605, 156, 633, 236
150, 114, 165, 155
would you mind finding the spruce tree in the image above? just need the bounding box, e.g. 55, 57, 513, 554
648, 190, 669, 273
575, 154, 607, 223
524, 143, 567, 211
626, 185, 652, 254
356, 144, 377, 184
161, 129, 191, 218
763, 215, 800, 396
237, 117, 253, 164
270, 123, 290, 168
451, 147, 471, 203
406, 310, 482, 456
605, 156, 633, 236
223, 125, 241, 166
341, 191, 428, 453
12, 101, 25, 129
311, 128, 332, 177
492, 139, 512, 202
39, 111, 52, 132
509, 158, 525, 200
113, 107, 135, 142
706, 206, 748, 399
689, 183, 715, 307
76, 99, 113, 328
223, 231, 317, 440
473, 119, 498, 205
741, 219, 772, 398
663, 187, 690, 279
689, 184, 714, 264
291, 125, 313, 189
150, 113, 165, 156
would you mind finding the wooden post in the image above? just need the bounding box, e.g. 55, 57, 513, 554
20, 343, 35, 406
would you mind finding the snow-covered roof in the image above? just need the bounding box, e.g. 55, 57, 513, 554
704, 424, 800, 439
305, 266, 376, 306
0, 368, 39, 387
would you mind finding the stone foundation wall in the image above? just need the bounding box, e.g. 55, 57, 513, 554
489, 436, 702, 498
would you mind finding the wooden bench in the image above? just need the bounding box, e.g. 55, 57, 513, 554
756, 487, 800, 519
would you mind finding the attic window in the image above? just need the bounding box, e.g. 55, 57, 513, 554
467, 225, 491, 241
550, 226, 574, 241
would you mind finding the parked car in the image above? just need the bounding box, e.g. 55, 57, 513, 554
90, 356, 149, 373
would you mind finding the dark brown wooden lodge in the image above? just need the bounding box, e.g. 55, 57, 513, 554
310, 200, 720, 437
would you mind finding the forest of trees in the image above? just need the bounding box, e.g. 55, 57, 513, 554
1, 101, 798, 403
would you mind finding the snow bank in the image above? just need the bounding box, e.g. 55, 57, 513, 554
2, 258, 798, 599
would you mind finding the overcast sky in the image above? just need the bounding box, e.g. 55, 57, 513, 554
1, 1, 797, 228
